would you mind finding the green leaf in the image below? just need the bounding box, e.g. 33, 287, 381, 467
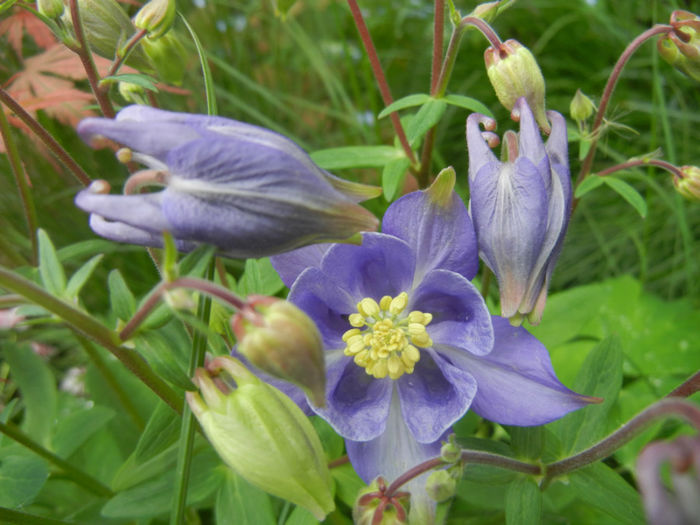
569, 463, 645, 525
180, 14, 217, 115
443, 94, 493, 117
236, 258, 285, 297
285, 506, 320, 525
0, 455, 49, 508
505, 477, 542, 525
134, 329, 193, 391
37, 229, 66, 296
574, 175, 606, 198
310, 416, 344, 461
602, 177, 648, 218
331, 463, 365, 509
65, 254, 103, 299
377, 93, 431, 119
108, 269, 136, 322
215, 468, 276, 525
406, 98, 447, 147
52, 406, 115, 458
507, 426, 544, 460
552, 336, 623, 455
382, 156, 411, 202
310, 145, 403, 170
102, 73, 159, 91
133, 402, 181, 464
5, 343, 57, 448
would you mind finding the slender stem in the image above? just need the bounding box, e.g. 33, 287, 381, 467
431, 0, 445, 95
416, 127, 437, 188
0, 266, 182, 413
170, 261, 215, 525
0, 88, 92, 186
76, 335, 145, 430
594, 158, 683, 179
544, 398, 700, 482
119, 276, 247, 341
346, 0, 416, 164
68, 0, 115, 118
0, 508, 77, 525
575, 24, 673, 187
666, 370, 700, 398
103, 29, 148, 80
0, 99, 38, 264
0, 421, 113, 498
328, 455, 350, 469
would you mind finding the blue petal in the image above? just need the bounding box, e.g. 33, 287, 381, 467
441, 316, 596, 426
75, 189, 170, 233
382, 189, 478, 282
270, 244, 332, 288
466, 112, 499, 183
514, 97, 546, 165
410, 269, 493, 356
313, 352, 393, 441
318, 233, 415, 302
396, 349, 477, 443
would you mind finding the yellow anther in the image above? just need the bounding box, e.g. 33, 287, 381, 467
116, 147, 133, 164
343, 293, 433, 380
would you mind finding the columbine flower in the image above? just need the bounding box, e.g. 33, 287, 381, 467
75, 105, 379, 259
269, 169, 593, 521
467, 97, 571, 325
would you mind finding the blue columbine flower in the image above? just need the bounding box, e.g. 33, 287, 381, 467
74, 105, 380, 259
467, 97, 571, 325
269, 169, 593, 521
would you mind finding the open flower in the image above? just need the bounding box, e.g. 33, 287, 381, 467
270, 169, 593, 521
467, 97, 571, 325
75, 105, 380, 259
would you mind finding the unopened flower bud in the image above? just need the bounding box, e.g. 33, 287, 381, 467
133, 0, 176, 39
118, 81, 148, 105
37, 0, 64, 19
425, 469, 457, 502
469, 0, 515, 24
658, 10, 700, 82
485, 39, 550, 133
674, 166, 700, 200
569, 89, 595, 123
353, 478, 407, 525
440, 434, 461, 464
186, 356, 335, 520
140, 31, 189, 85
232, 296, 326, 407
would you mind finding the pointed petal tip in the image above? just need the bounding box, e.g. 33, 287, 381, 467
426, 166, 456, 208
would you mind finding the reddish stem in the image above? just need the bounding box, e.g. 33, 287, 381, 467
595, 158, 683, 179
666, 370, 700, 398
431, 0, 445, 95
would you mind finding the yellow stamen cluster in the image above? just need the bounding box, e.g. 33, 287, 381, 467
342, 292, 433, 380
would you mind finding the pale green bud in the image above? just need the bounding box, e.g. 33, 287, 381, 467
186, 356, 335, 520
469, 0, 515, 24
232, 296, 326, 408
485, 39, 550, 133
425, 470, 457, 502
440, 434, 461, 464
133, 0, 176, 39
118, 81, 149, 105
37, 0, 64, 19
674, 166, 700, 200
140, 31, 188, 85
353, 478, 407, 525
569, 89, 595, 123
658, 10, 700, 82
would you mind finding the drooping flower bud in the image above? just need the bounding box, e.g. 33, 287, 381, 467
657, 10, 700, 82
37, 0, 64, 19
569, 89, 595, 123
674, 166, 700, 200
186, 356, 335, 520
231, 296, 326, 407
139, 31, 189, 85
353, 478, 408, 525
118, 81, 149, 105
425, 469, 457, 502
133, 0, 176, 39
485, 39, 550, 133
439, 434, 462, 464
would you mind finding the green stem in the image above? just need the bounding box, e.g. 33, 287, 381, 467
76, 335, 145, 430
0, 88, 92, 186
0, 421, 113, 498
0, 103, 38, 264
0, 266, 182, 413
0, 508, 77, 525
170, 261, 215, 525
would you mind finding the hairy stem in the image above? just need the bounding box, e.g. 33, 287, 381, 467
595, 158, 683, 179
666, 370, 700, 398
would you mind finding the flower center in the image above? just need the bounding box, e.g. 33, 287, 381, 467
342, 292, 433, 380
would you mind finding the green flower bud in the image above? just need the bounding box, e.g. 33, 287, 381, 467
485, 39, 550, 133
658, 10, 700, 82
232, 296, 326, 408
118, 81, 149, 105
133, 0, 176, 39
469, 0, 515, 24
425, 469, 457, 502
674, 166, 700, 200
140, 31, 188, 85
186, 356, 335, 520
569, 89, 595, 123
440, 434, 461, 464
353, 478, 407, 525
37, 0, 64, 19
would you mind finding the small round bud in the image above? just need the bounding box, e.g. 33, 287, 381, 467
37, 0, 64, 19
674, 166, 700, 200
186, 356, 335, 520
133, 0, 176, 39
569, 89, 595, 123
232, 297, 326, 407
485, 39, 550, 133
425, 469, 457, 502
353, 478, 407, 525
118, 81, 148, 105
140, 31, 189, 85
440, 435, 462, 464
